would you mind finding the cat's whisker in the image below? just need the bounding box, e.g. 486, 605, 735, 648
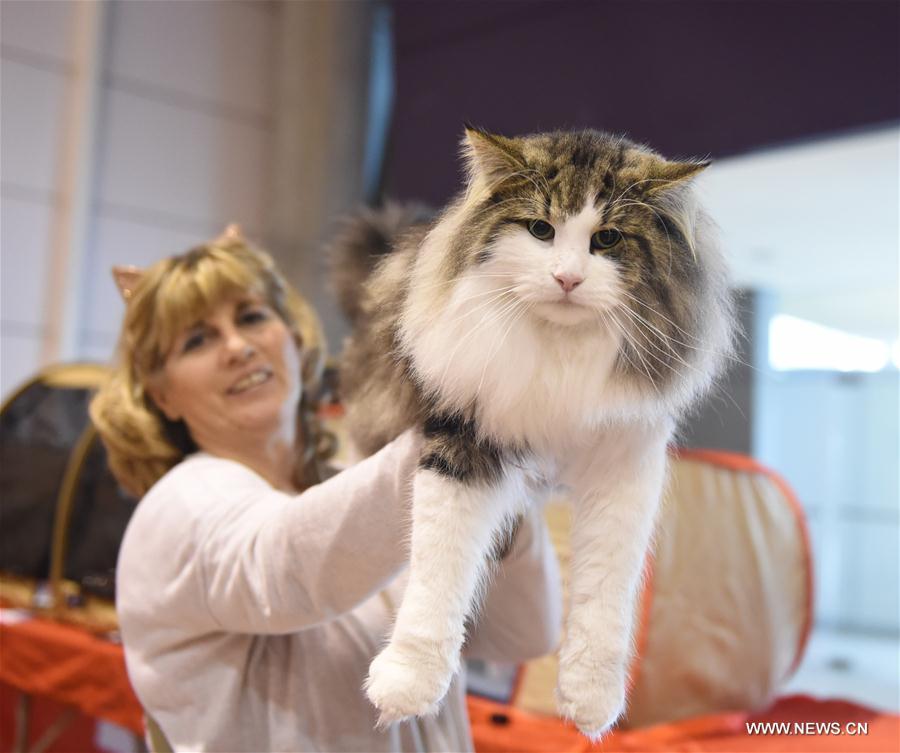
460, 295, 527, 364
617, 291, 752, 371
618, 303, 686, 354
614, 320, 688, 390
435, 289, 518, 342
440, 288, 518, 331
440, 282, 517, 305
613, 305, 747, 416
617, 290, 700, 342
614, 304, 692, 365
636, 344, 691, 385
415, 273, 513, 293
615, 306, 699, 379
609, 306, 677, 378
598, 311, 642, 379
617, 330, 662, 393
435, 292, 523, 391
618, 295, 737, 365
630, 332, 746, 419
605, 309, 661, 392
626, 331, 682, 369
434, 288, 515, 340
436, 292, 516, 352
475, 300, 532, 396
620, 303, 730, 368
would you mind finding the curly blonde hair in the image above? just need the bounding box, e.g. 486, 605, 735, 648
90, 233, 334, 497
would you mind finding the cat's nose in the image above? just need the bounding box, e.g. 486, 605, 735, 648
553, 272, 584, 293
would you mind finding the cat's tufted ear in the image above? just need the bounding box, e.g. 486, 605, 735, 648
643, 156, 711, 195
461, 124, 527, 187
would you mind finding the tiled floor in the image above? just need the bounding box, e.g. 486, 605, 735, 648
782, 627, 900, 712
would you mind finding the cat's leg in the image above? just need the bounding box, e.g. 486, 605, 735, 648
366, 416, 525, 724
555, 420, 670, 740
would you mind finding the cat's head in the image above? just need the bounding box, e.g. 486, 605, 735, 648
432, 126, 734, 399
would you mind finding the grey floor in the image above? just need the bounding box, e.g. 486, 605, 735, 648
782, 627, 900, 713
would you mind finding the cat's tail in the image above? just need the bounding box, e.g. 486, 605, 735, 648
328, 201, 433, 325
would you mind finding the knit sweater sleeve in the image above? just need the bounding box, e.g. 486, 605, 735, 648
188, 430, 422, 634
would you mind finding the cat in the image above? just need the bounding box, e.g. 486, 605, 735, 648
329, 126, 734, 739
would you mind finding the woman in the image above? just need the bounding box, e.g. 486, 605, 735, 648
91, 227, 562, 752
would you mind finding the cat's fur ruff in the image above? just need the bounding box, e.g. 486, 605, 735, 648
330, 127, 734, 738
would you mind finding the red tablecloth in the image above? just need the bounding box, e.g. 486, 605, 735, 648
0, 611, 143, 733
2, 611, 897, 753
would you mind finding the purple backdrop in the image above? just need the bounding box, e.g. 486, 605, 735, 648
386, 0, 899, 205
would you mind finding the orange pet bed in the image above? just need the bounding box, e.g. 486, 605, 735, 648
513, 449, 813, 727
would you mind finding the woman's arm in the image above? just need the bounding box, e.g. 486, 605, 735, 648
463, 505, 563, 662
196, 430, 422, 634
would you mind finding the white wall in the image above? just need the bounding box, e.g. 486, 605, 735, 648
1, 0, 78, 395
697, 127, 899, 342
1, 0, 277, 395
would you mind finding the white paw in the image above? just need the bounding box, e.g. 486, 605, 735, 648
365, 642, 455, 726
555, 661, 626, 741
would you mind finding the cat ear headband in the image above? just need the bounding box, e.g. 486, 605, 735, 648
111, 265, 143, 301
111, 223, 245, 302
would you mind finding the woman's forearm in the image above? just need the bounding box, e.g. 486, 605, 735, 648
199, 430, 422, 633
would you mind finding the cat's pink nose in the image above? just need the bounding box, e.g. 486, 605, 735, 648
553, 273, 584, 293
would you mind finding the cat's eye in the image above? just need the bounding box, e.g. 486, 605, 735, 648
527, 219, 555, 241
590, 228, 622, 252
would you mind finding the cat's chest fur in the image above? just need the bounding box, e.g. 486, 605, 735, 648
403, 288, 631, 451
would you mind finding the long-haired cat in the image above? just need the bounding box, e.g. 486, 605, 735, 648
330, 127, 734, 738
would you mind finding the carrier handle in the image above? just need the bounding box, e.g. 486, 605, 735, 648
49, 423, 98, 614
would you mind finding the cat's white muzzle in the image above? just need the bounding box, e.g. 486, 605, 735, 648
532, 297, 598, 327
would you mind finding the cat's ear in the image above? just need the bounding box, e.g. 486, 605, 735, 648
643, 157, 711, 195
112, 265, 144, 301
461, 124, 526, 186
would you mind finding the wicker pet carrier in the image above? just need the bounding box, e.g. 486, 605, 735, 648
0, 364, 137, 632
511, 448, 813, 729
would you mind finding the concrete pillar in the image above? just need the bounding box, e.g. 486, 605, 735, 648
41, 0, 108, 363
266, 0, 379, 353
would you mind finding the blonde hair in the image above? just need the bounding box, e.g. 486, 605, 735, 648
90, 234, 334, 497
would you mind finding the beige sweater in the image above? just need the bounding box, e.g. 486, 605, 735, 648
116, 430, 562, 752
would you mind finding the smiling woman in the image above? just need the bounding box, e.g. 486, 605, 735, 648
148, 296, 303, 492
90, 227, 329, 496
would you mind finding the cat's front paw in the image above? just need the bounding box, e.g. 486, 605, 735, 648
555, 661, 626, 741
365, 642, 455, 726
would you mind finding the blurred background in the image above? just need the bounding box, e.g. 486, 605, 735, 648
1, 0, 897, 722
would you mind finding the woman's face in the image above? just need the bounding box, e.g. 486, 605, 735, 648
150, 295, 302, 452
